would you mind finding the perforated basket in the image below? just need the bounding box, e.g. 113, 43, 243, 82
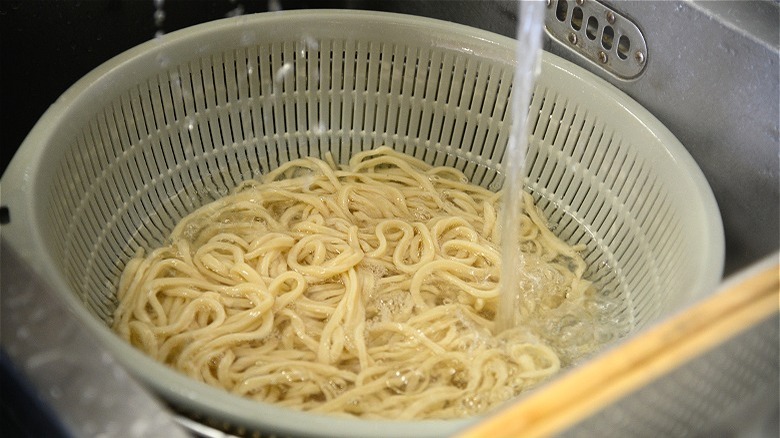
0, 10, 723, 438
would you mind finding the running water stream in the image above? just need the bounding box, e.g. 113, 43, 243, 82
495, 0, 546, 332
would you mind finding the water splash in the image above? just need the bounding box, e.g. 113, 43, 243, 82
226, 0, 245, 18
274, 62, 294, 83
495, 0, 546, 333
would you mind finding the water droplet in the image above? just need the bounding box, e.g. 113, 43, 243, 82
240, 32, 257, 46
328, 379, 346, 393
225, 5, 244, 18
50, 386, 63, 399
156, 53, 170, 68
268, 0, 282, 11
153, 9, 166, 26
386, 369, 410, 394
312, 121, 327, 135
169, 72, 181, 89
16, 327, 30, 340
303, 36, 319, 51
275, 62, 293, 83
153, 0, 166, 37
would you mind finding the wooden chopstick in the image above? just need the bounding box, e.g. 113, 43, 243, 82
457, 262, 780, 438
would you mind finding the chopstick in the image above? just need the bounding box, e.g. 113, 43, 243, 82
457, 262, 780, 438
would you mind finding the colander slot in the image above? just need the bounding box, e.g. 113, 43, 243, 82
390, 46, 409, 143
556, 104, 585, 156
395, 46, 414, 152
373, 44, 393, 138
168, 71, 185, 122
129, 84, 148, 141
141, 83, 162, 137
527, 90, 546, 142
246, 48, 260, 101
581, 129, 610, 174
161, 75, 180, 131
366, 43, 382, 95
651, 223, 683, 301
469, 63, 488, 115
409, 52, 430, 154
460, 64, 489, 158
592, 135, 619, 183
342, 40, 360, 151
352, 42, 370, 140
536, 92, 558, 142
456, 57, 476, 112
616, 219, 654, 266
624, 168, 653, 224
362, 43, 380, 134
235, 49, 252, 100
420, 56, 434, 101
576, 186, 602, 234
419, 57, 441, 149
546, 96, 569, 147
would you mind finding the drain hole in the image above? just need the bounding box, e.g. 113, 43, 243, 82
586, 16, 599, 40
617, 34, 631, 59
0, 206, 9, 225
571, 6, 583, 30
602, 26, 614, 50
556, 0, 569, 22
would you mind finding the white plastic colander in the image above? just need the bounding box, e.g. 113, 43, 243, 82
0, 10, 723, 438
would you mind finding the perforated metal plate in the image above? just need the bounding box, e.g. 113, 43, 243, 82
545, 0, 648, 79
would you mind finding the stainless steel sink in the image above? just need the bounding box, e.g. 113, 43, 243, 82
1, 1, 777, 437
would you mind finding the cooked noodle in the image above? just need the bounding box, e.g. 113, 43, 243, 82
113, 146, 602, 419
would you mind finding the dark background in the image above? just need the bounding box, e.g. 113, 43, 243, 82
0, 0, 323, 174
0, 0, 519, 175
